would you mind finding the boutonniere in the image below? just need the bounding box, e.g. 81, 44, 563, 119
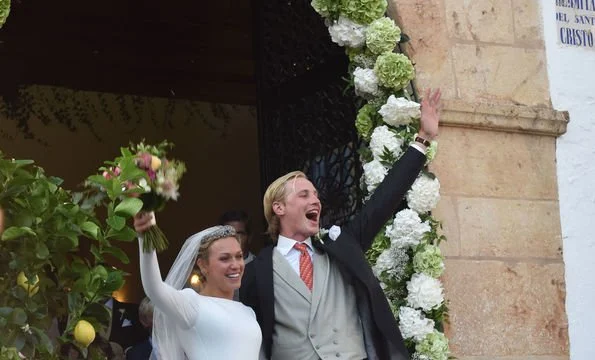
313, 228, 329, 244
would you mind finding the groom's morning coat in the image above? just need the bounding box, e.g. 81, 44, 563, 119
240, 147, 426, 359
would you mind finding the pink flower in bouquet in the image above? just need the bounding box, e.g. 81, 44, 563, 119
136, 152, 153, 170
147, 169, 157, 181
156, 179, 179, 201
124, 181, 141, 198
102, 166, 121, 180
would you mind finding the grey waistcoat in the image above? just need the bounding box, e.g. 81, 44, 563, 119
271, 248, 367, 360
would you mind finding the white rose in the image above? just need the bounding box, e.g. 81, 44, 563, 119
328, 16, 367, 48
406, 273, 444, 311
378, 95, 421, 127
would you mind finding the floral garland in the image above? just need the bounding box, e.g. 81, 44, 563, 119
312, 1, 450, 359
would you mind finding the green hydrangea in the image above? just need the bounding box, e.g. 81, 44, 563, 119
415, 330, 449, 360
341, 0, 387, 25
366, 17, 401, 55
0, 0, 10, 29
425, 141, 438, 165
355, 104, 377, 140
413, 245, 444, 278
374, 52, 415, 91
312, 0, 341, 18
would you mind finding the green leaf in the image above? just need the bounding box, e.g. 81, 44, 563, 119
399, 33, 410, 43
13, 159, 34, 167
107, 215, 126, 231
9, 308, 26, 326
1, 227, 36, 241
86, 174, 109, 189
101, 246, 130, 264
103, 271, 125, 293
35, 242, 50, 259
89, 245, 102, 262
68, 292, 82, 314
106, 226, 137, 242
32, 327, 54, 353
0, 307, 13, 317
92, 265, 108, 282
114, 197, 143, 217
81, 303, 111, 326
14, 334, 25, 351
80, 221, 100, 239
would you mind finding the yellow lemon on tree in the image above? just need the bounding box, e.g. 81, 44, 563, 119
150, 156, 161, 171
74, 320, 96, 347
16, 271, 39, 297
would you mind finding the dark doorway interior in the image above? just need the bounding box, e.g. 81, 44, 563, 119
0, 0, 362, 301
0, 0, 256, 104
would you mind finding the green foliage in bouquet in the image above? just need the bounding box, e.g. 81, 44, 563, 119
85, 140, 186, 253
0, 152, 131, 359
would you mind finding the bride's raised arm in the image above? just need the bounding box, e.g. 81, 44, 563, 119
135, 212, 199, 330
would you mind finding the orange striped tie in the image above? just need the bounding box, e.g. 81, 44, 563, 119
294, 242, 313, 291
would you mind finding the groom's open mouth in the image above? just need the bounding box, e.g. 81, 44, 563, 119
305, 209, 319, 223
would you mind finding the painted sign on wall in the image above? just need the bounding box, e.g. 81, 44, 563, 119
556, 0, 595, 49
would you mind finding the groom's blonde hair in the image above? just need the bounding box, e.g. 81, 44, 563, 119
263, 171, 307, 241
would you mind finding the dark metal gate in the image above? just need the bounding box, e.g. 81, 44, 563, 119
253, 0, 362, 227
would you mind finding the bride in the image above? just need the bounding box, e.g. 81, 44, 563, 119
134, 212, 262, 360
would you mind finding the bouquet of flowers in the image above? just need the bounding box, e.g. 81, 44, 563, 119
87, 140, 186, 252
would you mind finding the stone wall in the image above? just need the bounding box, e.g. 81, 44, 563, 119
389, 0, 570, 358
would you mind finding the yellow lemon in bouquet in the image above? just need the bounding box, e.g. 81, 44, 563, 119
74, 320, 96, 347
16, 271, 39, 297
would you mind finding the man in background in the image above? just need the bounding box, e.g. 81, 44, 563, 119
219, 210, 255, 264
126, 297, 155, 360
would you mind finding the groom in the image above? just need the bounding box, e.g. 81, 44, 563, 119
240, 89, 442, 360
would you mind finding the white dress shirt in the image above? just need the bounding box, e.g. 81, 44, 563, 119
275, 235, 314, 276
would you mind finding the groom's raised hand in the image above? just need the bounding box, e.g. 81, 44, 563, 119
419, 88, 442, 141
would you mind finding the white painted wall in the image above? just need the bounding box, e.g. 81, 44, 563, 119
542, 1, 595, 359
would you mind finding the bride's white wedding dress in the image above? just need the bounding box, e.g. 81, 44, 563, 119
139, 243, 262, 359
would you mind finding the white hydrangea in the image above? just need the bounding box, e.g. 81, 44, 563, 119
328, 16, 367, 48
363, 160, 388, 193
411, 353, 431, 360
406, 174, 441, 214
406, 273, 444, 311
398, 306, 435, 342
353, 67, 380, 97
378, 95, 421, 127
352, 53, 376, 69
370, 125, 404, 161
372, 245, 409, 281
385, 209, 431, 248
